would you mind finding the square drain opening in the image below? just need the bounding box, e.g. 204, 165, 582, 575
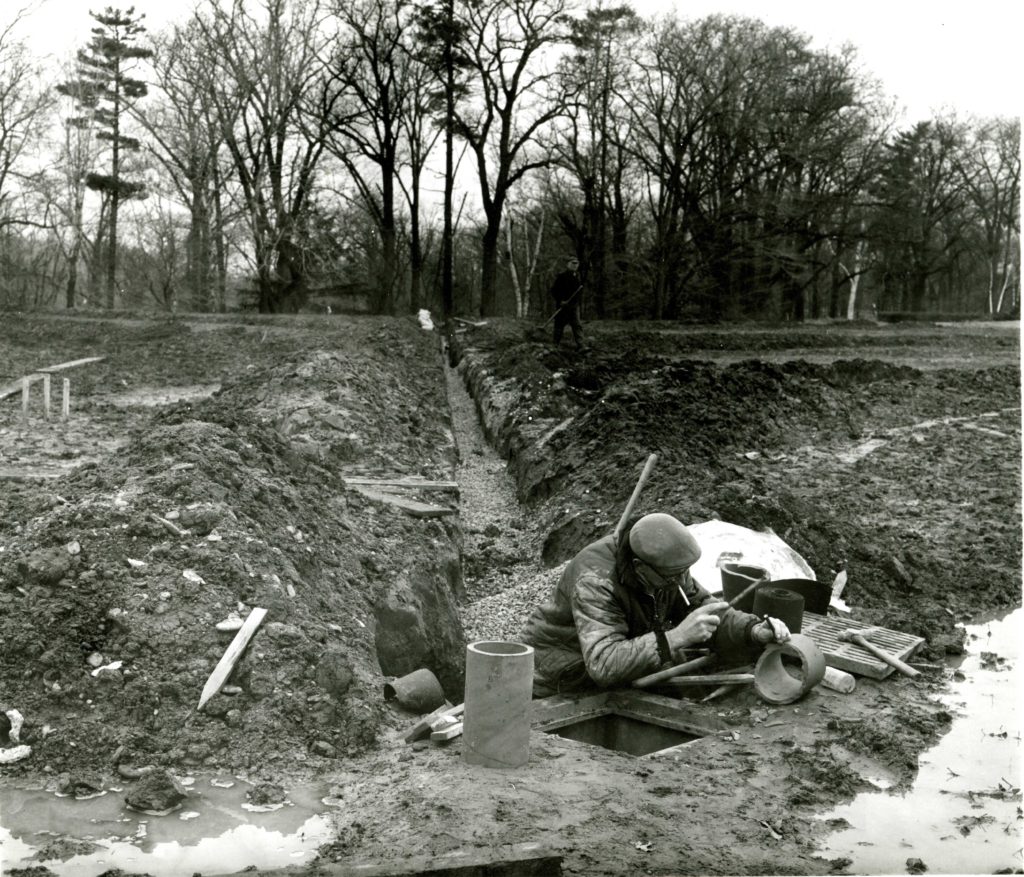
545, 711, 701, 757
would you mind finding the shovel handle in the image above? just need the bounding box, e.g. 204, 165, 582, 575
613, 453, 658, 545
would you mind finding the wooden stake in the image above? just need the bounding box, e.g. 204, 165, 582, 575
198, 607, 267, 711
21, 378, 29, 421
42, 375, 51, 420
62, 379, 70, 419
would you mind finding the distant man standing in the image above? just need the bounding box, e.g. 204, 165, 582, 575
549, 256, 584, 349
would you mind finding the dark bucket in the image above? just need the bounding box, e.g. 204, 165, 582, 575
767, 578, 831, 615
720, 562, 770, 613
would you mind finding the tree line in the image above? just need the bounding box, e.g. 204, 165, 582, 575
0, 0, 1018, 320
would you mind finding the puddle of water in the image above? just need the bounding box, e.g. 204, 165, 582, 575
817, 607, 1024, 874
0, 775, 335, 876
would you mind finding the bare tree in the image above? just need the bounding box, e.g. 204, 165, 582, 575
396, 36, 444, 314
454, 0, 570, 316
40, 54, 106, 309
198, 0, 336, 313
136, 21, 229, 311
503, 193, 544, 317
0, 9, 55, 233
958, 117, 1020, 314
322, 0, 413, 314
553, 3, 640, 317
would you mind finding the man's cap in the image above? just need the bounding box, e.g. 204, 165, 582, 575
628, 513, 701, 572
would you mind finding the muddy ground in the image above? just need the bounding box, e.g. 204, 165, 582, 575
0, 313, 1020, 876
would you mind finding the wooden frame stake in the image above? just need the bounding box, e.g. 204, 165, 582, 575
41, 374, 51, 420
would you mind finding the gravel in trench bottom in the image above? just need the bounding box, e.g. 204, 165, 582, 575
444, 360, 561, 642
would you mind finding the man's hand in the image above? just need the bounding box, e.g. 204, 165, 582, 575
752, 616, 790, 645
666, 601, 729, 650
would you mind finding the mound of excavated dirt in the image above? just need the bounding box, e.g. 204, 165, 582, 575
0, 315, 467, 783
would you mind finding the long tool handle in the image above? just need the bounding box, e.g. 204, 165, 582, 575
662, 673, 755, 686
720, 570, 770, 612
613, 453, 658, 545
852, 634, 920, 678
632, 653, 714, 689
543, 286, 583, 326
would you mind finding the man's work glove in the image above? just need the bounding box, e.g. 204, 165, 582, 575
751, 616, 790, 645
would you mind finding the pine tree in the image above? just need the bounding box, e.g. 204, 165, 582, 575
57, 6, 152, 308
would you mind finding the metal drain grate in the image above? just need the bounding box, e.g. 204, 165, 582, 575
802, 613, 924, 679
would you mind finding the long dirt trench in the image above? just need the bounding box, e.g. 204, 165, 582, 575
444, 357, 547, 632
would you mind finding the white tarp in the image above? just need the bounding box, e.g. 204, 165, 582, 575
687, 520, 816, 597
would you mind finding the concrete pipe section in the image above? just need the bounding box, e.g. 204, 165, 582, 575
753, 633, 826, 705
462, 641, 534, 768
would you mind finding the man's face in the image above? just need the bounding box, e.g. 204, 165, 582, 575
633, 559, 690, 592
568, 259, 579, 271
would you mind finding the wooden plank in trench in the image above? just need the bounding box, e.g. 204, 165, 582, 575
352, 485, 455, 519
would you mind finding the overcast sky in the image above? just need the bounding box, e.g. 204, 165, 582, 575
13, 0, 1022, 124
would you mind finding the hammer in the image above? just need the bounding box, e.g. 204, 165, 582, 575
838, 628, 920, 678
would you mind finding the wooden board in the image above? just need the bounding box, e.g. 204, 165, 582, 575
352, 486, 455, 518
802, 613, 924, 679
36, 356, 106, 374
343, 477, 459, 491
403, 702, 464, 743
198, 607, 267, 710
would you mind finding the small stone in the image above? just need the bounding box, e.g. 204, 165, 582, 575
216, 615, 244, 632
246, 782, 286, 806
124, 770, 188, 812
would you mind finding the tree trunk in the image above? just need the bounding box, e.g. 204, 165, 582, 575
479, 218, 501, 316
65, 238, 81, 309
505, 215, 524, 317
212, 166, 227, 313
